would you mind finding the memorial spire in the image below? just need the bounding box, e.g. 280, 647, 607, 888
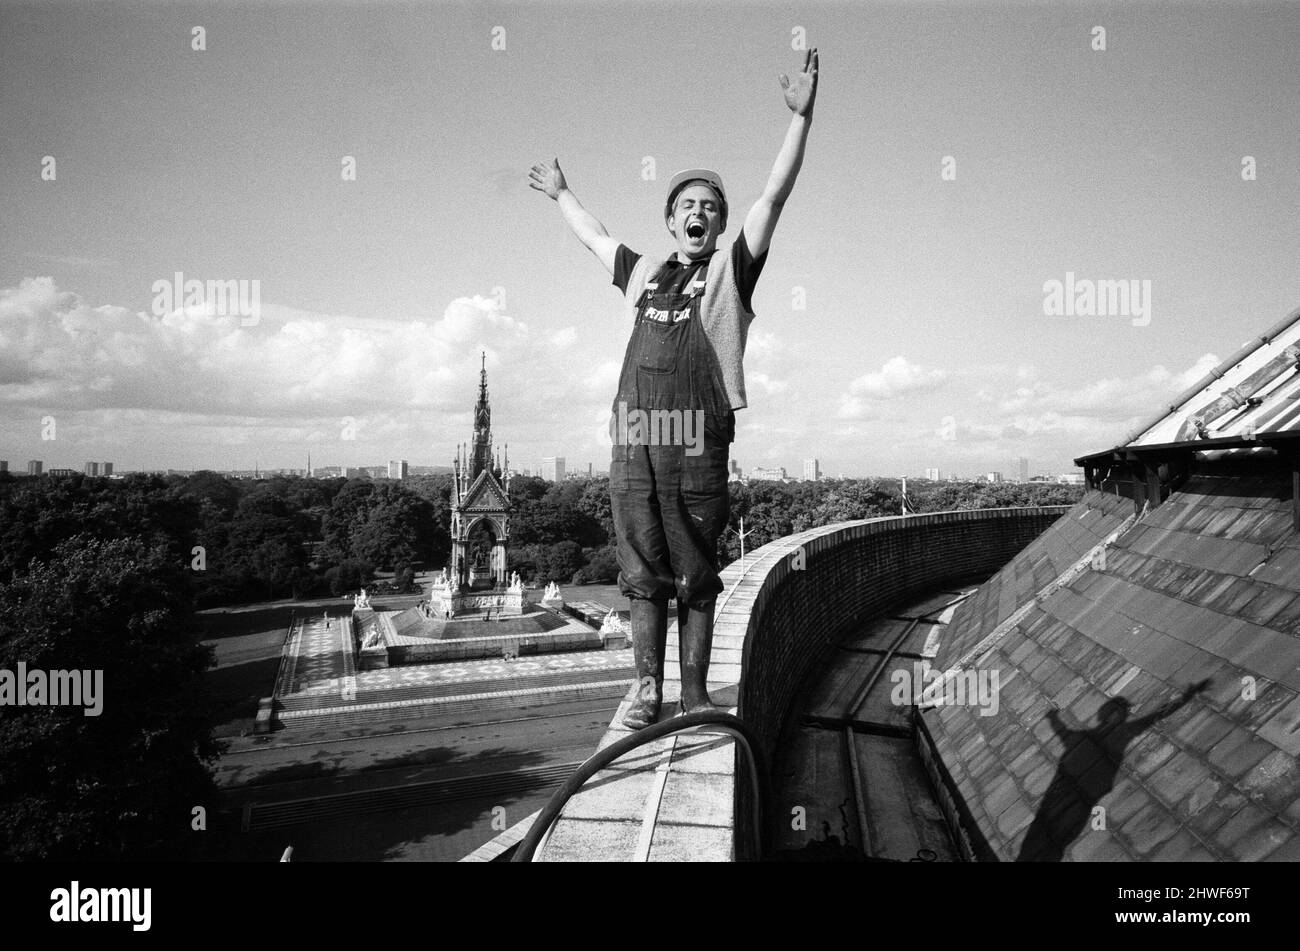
471, 351, 493, 479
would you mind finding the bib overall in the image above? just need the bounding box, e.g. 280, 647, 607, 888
609, 266, 734, 608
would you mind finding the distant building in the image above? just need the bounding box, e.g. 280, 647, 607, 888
750, 466, 787, 481
47, 468, 77, 477
344, 467, 364, 479
1016, 456, 1029, 482
803, 458, 821, 482
925, 467, 941, 481
387, 460, 408, 480
541, 457, 566, 482
27, 460, 42, 476
102, 462, 113, 476
84, 461, 99, 476
1057, 472, 1086, 485
985, 471, 1004, 483
0, 460, 7, 473
728, 459, 743, 482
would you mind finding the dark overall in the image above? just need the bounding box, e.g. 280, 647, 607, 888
610, 266, 734, 608
610, 262, 733, 727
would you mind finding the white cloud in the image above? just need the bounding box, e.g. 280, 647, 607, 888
836, 395, 877, 421
993, 355, 1219, 421
746, 330, 781, 358
0, 278, 531, 417
847, 356, 947, 400
580, 359, 622, 397
1175, 352, 1220, 389
749, 372, 790, 396
551, 326, 579, 350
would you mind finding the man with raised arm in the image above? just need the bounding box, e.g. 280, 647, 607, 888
529, 48, 819, 730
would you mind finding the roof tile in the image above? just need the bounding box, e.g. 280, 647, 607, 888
1150, 828, 1216, 861
1171, 707, 1236, 750
1066, 831, 1131, 861
1102, 777, 1151, 825
1255, 692, 1300, 756
1024, 761, 1055, 798
1185, 786, 1249, 839
1239, 749, 1300, 810
1253, 547, 1300, 587
1262, 834, 1300, 861
1177, 771, 1226, 822
1121, 801, 1180, 857
1212, 804, 1276, 860
1242, 587, 1300, 627
1147, 750, 1214, 809
1205, 726, 1275, 776
995, 798, 1036, 837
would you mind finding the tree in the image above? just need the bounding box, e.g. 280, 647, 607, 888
325, 558, 373, 596
320, 480, 436, 572
0, 535, 218, 860
506, 544, 543, 582
573, 545, 619, 584
577, 477, 614, 541
221, 489, 312, 600
0, 472, 200, 585
319, 479, 376, 566
407, 473, 453, 566
538, 540, 586, 583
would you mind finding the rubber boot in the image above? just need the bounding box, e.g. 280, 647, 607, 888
678, 598, 716, 714
622, 598, 668, 730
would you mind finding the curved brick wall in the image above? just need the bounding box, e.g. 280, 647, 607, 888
729, 507, 1071, 859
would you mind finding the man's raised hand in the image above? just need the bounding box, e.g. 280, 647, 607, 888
529, 158, 618, 277
779, 48, 819, 117
528, 158, 567, 200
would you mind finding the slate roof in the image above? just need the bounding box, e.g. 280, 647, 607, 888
938, 489, 1134, 664
925, 462, 1300, 861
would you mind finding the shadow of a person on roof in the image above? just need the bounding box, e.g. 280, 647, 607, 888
1016, 678, 1210, 861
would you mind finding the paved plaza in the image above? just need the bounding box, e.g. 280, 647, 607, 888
280, 612, 629, 701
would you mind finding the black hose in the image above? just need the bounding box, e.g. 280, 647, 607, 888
512, 710, 767, 862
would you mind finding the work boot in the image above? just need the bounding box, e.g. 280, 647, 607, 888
622, 598, 668, 730
678, 598, 716, 714
622, 676, 661, 731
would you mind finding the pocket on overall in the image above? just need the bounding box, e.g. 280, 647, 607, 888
636, 292, 692, 373
637, 339, 677, 374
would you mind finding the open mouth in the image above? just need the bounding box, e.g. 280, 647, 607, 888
686, 221, 706, 239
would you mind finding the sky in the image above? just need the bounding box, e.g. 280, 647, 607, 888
2, 0, 1298, 478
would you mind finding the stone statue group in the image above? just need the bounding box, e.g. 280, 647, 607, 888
431, 567, 524, 591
